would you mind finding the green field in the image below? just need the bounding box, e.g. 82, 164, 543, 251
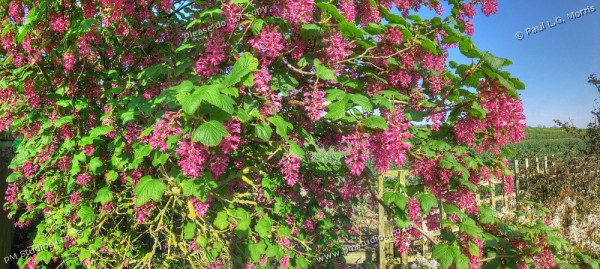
503, 127, 586, 160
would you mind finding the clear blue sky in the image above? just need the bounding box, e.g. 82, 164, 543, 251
421, 1, 600, 127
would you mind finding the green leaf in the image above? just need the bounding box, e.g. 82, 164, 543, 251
89, 157, 104, 174
481, 51, 512, 71
288, 140, 305, 159
105, 170, 118, 182
362, 116, 389, 130
339, 22, 366, 39
250, 19, 264, 35
89, 125, 114, 137
35, 250, 52, 264
455, 253, 470, 269
184, 222, 196, 240
459, 219, 484, 239
468, 241, 480, 257
255, 218, 272, 238
224, 53, 259, 86
315, 63, 336, 81
433, 244, 459, 269
469, 102, 488, 119
478, 205, 497, 224
192, 120, 230, 146
233, 208, 251, 237
248, 241, 266, 262
134, 176, 167, 206
214, 211, 229, 230
77, 206, 96, 224
79, 249, 91, 262
350, 94, 373, 111
179, 92, 203, 115
325, 100, 347, 120
254, 123, 273, 141
315, 2, 346, 22
268, 116, 293, 139
418, 193, 438, 214
94, 187, 114, 205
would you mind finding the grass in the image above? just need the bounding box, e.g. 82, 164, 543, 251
503, 127, 586, 160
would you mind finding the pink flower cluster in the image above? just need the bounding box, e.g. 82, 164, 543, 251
322, 31, 354, 66
407, 197, 420, 222
176, 135, 208, 179
283, 0, 314, 24
454, 82, 526, 155
370, 109, 412, 173
250, 25, 285, 63
338, 0, 356, 22
481, 0, 499, 16
134, 202, 156, 223
145, 111, 182, 152
76, 173, 93, 187
280, 154, 301, 187
193, 33, 226, 78
302, 85, 326, 122
342, 131, 369, 176
191, 196, 212, 218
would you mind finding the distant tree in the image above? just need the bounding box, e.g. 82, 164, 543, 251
585, 74, 600, 155
555, 74, 600, 156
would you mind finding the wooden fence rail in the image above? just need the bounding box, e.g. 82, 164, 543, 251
375, 155, 564, 268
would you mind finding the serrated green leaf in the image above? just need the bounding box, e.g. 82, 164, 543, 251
77, 206, 96, 223
224, 53, 259, 86
362, 116, 389, 130
94, 187, 113, 205
214, 211, 229, 230
184, 222, 196, 240
192, 120, 230, 146
134, 176, 167, 206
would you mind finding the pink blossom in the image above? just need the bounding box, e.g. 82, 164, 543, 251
394, 230, 411, 254
76, 173, 93, 187
63, 51, 76, 73
25, 254, 36, 269
303, 85, 326, 121
279, 254, 290, 269
209, 154, 229, 179
322, 31, 354, 66
145, 111, 182, 152
280, 154, 301, 186
338, 0, 356, 22
70, 192, 83, 205
191, 196, 212, 218
249, 25, 285, 62
283, 0, 314, 24
134, 202, 155, 223
176, 136, 208, 179
50, 13, 70, 34
342, 131, 369, 176
370, 109, 412, 173
193, 34, 226, 78
407, 197, 420, 222
358, 1, 381, 26
386, 28, 403, 46
4, 183, 18, 205
481, 0, 499, 16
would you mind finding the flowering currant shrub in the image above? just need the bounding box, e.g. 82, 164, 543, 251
0, 0, 595, 268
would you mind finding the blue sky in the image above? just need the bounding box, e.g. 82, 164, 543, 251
421, 1, 600, 127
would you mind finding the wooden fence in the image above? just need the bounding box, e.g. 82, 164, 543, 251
0, 135, 14, 269
373, 156, 562, 268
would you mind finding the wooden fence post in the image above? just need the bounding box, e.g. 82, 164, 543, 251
544, 156, 548, 174
378, 173, 386, 269
0, 136, 14, 269
514, 160, 520, 202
